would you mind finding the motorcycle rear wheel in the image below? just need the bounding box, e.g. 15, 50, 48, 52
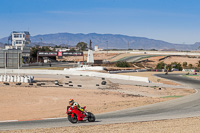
87, 112, 95, 122
68, 113, 78, 123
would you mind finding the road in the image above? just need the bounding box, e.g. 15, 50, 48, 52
1, 74, 200, 130
118, 55, 162, 62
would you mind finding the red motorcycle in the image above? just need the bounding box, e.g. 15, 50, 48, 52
66, 106, 95, 123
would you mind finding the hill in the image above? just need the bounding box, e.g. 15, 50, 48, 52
0, 32, 199, 50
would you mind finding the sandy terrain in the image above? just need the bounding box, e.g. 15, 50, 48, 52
57, 53, 119, 62
163, 56, 200, 67
3, 117, 200, 133
118, 72, 182, 85
0, 74, 194, 121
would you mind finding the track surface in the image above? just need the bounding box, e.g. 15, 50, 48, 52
1, 74, 200, 130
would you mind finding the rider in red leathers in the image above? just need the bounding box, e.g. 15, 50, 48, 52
69, 99, 88, 116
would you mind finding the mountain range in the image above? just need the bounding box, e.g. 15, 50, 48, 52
0, 32, 200, 50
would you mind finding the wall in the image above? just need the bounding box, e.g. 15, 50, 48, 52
0, 69, 149, 83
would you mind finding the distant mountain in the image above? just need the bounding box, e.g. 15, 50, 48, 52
0, 32, 200, 50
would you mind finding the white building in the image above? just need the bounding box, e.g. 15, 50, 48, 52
8, 31, 31, 50
94, 45, 103, 51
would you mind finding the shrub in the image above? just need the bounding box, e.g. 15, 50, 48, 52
156, 62, 165, 69
115, 61, 130, 67
171, 62, 183, 71
188, 64, 193, 68
183, 62, 187, 68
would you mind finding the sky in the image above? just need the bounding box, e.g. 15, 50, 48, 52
0, 0, 200, 44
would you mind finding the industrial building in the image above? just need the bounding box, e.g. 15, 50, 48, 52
0, 49, 22, 68
0, 31, 31, 68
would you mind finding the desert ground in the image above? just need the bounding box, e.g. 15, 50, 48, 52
0, 71, 197, 133
0, 74, 194, 121
2, 54, 200, 132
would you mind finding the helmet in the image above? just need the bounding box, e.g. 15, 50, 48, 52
69, 99, 74, 105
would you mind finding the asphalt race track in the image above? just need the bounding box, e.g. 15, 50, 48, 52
1, 74, 200, 130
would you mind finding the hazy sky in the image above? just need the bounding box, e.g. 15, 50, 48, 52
0, 0, 200, 44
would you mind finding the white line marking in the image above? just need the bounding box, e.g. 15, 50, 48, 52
0, 120, 18, 123
43, 117, 67, 120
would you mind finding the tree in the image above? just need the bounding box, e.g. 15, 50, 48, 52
197, 60, 200, 67
156, 62, 165, 69
183, 62, 187, 68
188, 64, 193, 68
30, 46, 52, 62
171, 62, 183, 71
76, 42, 87, 51
166, 64, 172, 71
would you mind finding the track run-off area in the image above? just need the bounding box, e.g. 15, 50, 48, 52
1, 74, 200, 130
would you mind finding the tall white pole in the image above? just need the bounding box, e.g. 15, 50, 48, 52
4, 52, 6, 75
18, 52, 19, 76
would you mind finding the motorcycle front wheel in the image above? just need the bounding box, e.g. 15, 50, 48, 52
87, 112, 95, 122
68, 113, 78, 123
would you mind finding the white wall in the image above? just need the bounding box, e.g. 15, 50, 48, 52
0, 69, 149, 83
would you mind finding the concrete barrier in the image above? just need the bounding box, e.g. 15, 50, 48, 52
0, 69, 149, 83
0, 74, 34, 83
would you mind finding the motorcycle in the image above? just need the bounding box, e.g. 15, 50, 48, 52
66, 106, 95, 123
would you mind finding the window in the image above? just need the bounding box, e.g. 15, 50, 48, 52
13, 34, 24, 38
16, 40, 22, 44
14, 34, 19, 38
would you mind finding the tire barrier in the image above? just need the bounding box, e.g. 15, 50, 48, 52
101, 81, 106, 85
4, 82, 9, 85
16, 83, 21, 85
37, 84, 41, 86
55, 80, 59, 85
0, 75, 34, 83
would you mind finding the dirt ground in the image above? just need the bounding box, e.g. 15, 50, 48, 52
0, 74, 194, 121
3, 117, 200, 133
57, 53, 119, 62
163, 56, 200, 67
0, 72, 197, 133
118, 72, 183, 85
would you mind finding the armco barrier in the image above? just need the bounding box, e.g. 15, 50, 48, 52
0, 69, 149, 83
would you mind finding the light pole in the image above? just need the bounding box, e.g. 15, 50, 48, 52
40, 38, 43, 47
128, 41, 129, 50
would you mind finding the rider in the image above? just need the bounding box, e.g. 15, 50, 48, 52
69, 99, 88, 116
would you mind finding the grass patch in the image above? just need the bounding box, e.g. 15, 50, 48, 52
161, 95, 183, 98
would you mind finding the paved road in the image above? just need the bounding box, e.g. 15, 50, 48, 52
118, 55, 162, 62
1, 74, 200, 130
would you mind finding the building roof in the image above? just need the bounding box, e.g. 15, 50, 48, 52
12, 31, 30, 35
